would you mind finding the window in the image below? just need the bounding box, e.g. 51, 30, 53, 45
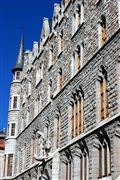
34, 95, 41, 117
3, 155, 6, 177
98, 70, 108, 120
49, 45, 54, 68
11, 123, 15, 136
28, 81, 31, 96
49, 80, 53, 100
7, 124, 9, 136
79, 152, 88, 180
98, 141, 111, 178
9, 97, 12, 110
58, 30, 64, 54
26, 108, 30, 125
36, 64, 43, 85
76, 45, 81, 71
71, 89, 84, 139
13, 71, 20, 80
72, 2, 84, 35
7, 154, 13, 176
13, 96, 17, 109
72, 44, 84, 77
56, 114, 60, 148
66, 160, 72, 180
96, 66, 109, 122
100, 77, 108, 120
58, 68, 63, 91
76, 5, 81, 29
22, 92, 26, 104
32, 133, 39, 163
98, 15, 107, 48
32, 131, 43, 164
16, 71, 20, 80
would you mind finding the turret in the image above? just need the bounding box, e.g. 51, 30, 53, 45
12, 34, 24, 81
2, 34, 24, 179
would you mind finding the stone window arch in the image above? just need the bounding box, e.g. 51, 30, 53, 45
92, 131, 111, 179
73, 142, 89, 180
69, 86, 84, 139
72, 1, 84, 35
96, 66, 109, 124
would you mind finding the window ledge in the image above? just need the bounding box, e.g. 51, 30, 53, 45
27, 94, 31, 99
63, 0, 71, 13
5, 136, 16, 140
57, 51, 63, 58
98, 176, 112, 180
35, 79, 43, 88
71, 22, 84, 40
53, 21, 58, 30
48, 64, 53, 71
37, 49, 44, 60
95, 0, 102, 6
59, 113, 120, 152
9, 109, 19, 112
12, 80, 21, 83
58, 15, 64, 26
22, 101, 25, 106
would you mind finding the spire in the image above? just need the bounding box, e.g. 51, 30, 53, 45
12, 33, 24, 73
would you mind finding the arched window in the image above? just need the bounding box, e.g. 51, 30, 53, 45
58, 30, 64, 54
71, 88, 84, 139
97, 67, 108, 121
76, 45, 81, 71
49, 45, 54, 68
98, 15, 107, 48
58, 68, 63, 91
98, 140, 111, 178
72, 2, 84, 35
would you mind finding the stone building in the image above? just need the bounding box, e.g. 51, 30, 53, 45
0, 131, 6, 179
2, 0, 120, 179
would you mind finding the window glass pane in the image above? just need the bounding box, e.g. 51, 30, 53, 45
13, 96, 17, 109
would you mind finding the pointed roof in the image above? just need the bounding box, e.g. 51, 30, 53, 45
12, 33, 24, 72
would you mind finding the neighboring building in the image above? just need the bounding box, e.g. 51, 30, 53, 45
2, 0, 120, 179
0, 131, 6, 179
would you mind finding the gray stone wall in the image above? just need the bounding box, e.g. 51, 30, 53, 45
11, 0, 120, 179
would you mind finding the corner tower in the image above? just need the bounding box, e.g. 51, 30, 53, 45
3, 34, 24, 178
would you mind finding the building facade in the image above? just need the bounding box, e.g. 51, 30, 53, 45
2, 0, 120, 179
0, 131, 6, 179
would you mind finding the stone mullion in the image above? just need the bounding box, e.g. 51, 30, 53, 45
77, 98, 80, 135
74, 98, 77, 138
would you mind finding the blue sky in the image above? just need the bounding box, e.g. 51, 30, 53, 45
0, 0, 61, 131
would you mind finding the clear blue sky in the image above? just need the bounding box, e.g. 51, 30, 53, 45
0, 0, 61, 131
